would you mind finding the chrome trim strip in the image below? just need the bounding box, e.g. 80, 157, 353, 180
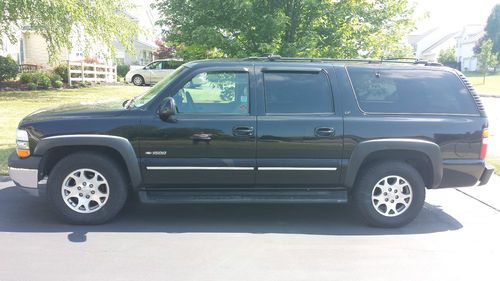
146, 166, 255, 171
8, 167, 38, 188
258, 167, 337, 171
146, 166, 338, 171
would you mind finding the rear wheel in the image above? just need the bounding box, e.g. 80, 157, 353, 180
132, 75, 144, 86
353, 161, 425, 228
47, 152, 128, 224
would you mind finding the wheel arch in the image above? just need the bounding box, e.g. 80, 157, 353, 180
344, 139, 443, 189
35, 135, 142, 190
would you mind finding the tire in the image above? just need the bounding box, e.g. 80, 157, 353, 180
132, 75, 144, 86
47, 152, 128, 224
353, 161, 425, 228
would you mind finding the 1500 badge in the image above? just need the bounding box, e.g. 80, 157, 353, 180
145, 151, 167, 156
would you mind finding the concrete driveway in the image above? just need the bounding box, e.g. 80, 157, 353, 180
0, 176, 499, 281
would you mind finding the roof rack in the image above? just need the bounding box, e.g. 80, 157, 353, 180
243, 55, 443, 66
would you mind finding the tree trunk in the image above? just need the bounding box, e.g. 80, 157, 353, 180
483, 72, 486, 84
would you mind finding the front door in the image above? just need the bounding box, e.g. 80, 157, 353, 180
255, 65, 344, 187
140, 66, 257, 188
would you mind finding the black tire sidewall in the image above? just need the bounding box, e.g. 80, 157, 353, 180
47, 153, 128, 224
354, 161, 426, 228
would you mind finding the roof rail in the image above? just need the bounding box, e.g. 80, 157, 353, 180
243, 55, 443, 66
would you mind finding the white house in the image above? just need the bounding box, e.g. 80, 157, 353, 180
407, 24, 485, 72
455, 25, 485, 72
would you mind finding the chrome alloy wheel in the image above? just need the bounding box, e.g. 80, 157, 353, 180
61, 169, 110, 214
371, 175, 413, 217
133, 76, 143, 85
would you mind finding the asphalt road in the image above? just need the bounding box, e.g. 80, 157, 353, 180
0, 175, 499, 281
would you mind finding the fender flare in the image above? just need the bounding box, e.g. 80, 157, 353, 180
34, 134, 142, 189
344, 138, 443, 189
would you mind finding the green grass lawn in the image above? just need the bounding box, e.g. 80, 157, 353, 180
487, 155, 500, 176
464, 72, 500, 95
0, 85, 145, 175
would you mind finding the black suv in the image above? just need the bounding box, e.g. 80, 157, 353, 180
8, 57, 494, 227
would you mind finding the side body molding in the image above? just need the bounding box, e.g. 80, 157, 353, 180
344, 138, 443, 189
34, 135, 142, 188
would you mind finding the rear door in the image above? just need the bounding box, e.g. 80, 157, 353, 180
255, 65, 343, 187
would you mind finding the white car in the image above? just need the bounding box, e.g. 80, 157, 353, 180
125, 59, 183, 86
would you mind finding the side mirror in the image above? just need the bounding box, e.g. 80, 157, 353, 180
159, 97, 176, 120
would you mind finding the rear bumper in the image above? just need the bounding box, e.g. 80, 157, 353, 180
479, 164, 494, 186
7, 153, 46, 196
438, 159, 494, 188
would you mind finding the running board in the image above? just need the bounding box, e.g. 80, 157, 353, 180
139, 189, 348, 204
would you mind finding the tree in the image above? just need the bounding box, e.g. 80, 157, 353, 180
0, 55, 19, 81
0, 0, 140, 62
438, 47, 459, 69
485, 4, 500, 61
153, 39, 176, 59
154, 0, 416, 60
477, 39, 498, 84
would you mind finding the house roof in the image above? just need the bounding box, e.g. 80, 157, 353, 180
421, 31, 459, 55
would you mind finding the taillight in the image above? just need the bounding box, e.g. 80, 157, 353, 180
480, 128, 489, 160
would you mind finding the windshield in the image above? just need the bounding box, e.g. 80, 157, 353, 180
130, 66, 186, 108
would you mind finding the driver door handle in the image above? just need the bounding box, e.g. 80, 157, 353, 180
315, 127, 335, 137
233, 126, 254, 136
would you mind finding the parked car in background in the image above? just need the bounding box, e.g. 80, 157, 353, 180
125, 59, 183, 86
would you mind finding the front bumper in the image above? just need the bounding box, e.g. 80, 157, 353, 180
7, 152, 46, 196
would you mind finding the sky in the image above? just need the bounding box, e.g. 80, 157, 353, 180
411, 0, 498, 31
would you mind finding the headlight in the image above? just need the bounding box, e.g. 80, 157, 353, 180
16, 129, 30, 158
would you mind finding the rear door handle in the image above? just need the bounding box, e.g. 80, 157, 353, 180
233, 126, 254, 136
315, 127, 335, 137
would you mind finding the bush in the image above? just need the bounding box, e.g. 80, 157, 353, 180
117, 64, 130, 77
52, 64, 68, 82
27, 82, 38, 90
53, 80, 63, 88
19, 72, 33, 83
31, 71, 49, 84
50, 73, 63, 83
37, 75, 51, 89
0, 55, 19, 81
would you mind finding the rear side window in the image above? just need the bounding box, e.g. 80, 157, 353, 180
347, 67, 479, 115
263, 72, 333, 114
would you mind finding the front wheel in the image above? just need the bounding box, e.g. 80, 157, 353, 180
47, 152, 128, 224
132, 75, 144, 86
353, 161, 425, 228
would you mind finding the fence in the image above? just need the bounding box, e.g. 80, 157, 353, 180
68, 61, 117, 86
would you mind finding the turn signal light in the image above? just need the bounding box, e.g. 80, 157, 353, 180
16, 148, 30, 158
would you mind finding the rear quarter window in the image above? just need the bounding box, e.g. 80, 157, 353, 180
347, 67, 479, 115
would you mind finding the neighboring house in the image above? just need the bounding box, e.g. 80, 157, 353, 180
1, 5, 158, 69
455, 25, 485, 72
407, 25, 485, 72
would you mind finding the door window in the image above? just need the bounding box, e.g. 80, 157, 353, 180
147, 61, 162, 70
263, 72, 333, 114
173, 72, 249, 115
